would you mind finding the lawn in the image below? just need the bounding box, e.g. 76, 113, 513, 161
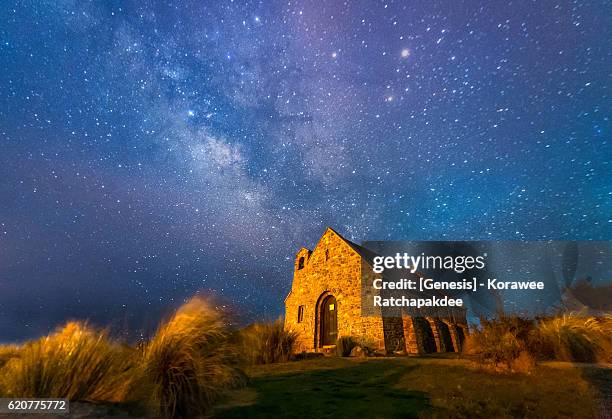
212, 356, 606, 419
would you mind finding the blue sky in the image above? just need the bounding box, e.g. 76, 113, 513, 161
1, 0, 611, 341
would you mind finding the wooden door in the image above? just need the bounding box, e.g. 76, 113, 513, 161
320, 295, 338, 346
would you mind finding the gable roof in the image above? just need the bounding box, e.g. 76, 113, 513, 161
325, 227, 379, 266
288, 227, 467, 317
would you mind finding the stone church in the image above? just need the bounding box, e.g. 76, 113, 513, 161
284, 227, 468, 354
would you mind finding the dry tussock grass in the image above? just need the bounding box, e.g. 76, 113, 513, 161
135, 296, 246, 418
0, 322, 133, 401
239, 318, 298, 364
537, 313, 612, 363
465, 312, 612, 372
0, 297, 248, 418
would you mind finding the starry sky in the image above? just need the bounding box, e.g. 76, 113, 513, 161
1, 1, 611, 342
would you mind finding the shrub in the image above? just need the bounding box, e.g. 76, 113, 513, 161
136, 297, 245, 418
0, 322, 133, 401
536, 314, 612, 363
510, 350, 536, 374
466, 314, 536, 369
465, 313, 612, 371
239, 319, 298, 364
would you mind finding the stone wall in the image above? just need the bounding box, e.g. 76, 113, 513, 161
284, 227, 468, 354
284, 228, 385, 352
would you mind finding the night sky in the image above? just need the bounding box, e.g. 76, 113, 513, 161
1, 1, 611, 342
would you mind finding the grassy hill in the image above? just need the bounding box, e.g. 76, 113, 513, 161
1, 298, 610, 418
212, 356, 607, 418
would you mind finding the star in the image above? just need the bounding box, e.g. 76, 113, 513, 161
0, 0, 608, 341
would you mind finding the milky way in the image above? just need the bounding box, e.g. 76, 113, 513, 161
1, 1, 611, 341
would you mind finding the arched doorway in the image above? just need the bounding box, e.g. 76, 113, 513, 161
320, 295, 338, 346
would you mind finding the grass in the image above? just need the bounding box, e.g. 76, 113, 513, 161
464, 314, 536, 370
239, 319, 298, 365
134, 297, 246, 418
537, 314, 612, 363
0, 344, 20, 369
0, 297, 246, 418
214, 358, 429, 418
212, 357, 602, 419
397, 359, 598, 418
0, 322, 133, 401
465, 313, 612, 370
1, 310, 609, 418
